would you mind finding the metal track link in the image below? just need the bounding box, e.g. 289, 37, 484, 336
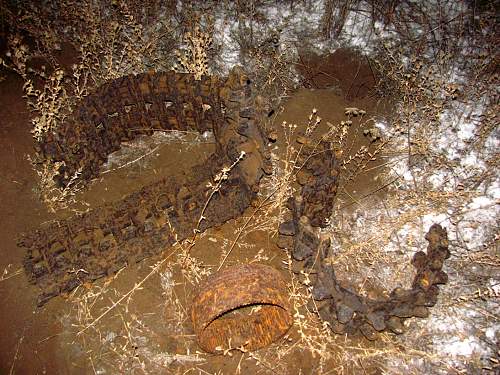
278, 139, 450, 340
19, 67, 272, 306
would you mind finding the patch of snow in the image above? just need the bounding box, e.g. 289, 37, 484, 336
338, 4, 378, 51
212, 1, 328, 73
212, 16, 240, 72
425, 307, 493, 362
485, 325, 500, 341
324, 1, 499, 373
437, 337, 484, 357
152, 352, 205, 366
468, 196, 496, 210
422, 213, 448, 229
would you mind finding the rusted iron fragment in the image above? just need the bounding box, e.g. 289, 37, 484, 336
312, 224, 449, 340
18, 68, 271, 306
297, 141, 341, 228
37, 71, 223, 187
278, 137, 450, 340
277, 140, 340, 264
191, 264, 292, 353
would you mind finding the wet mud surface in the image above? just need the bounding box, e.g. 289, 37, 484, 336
0, 73, 61, 374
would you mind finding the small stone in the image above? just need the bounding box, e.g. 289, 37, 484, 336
278, 221, 296, 236
177, 186, 190, 200
290, 260, 305, 274
386, 316, 405, 334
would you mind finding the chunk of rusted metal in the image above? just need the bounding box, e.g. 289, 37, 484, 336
277, 138, 451, 340
191, 264, 292, 353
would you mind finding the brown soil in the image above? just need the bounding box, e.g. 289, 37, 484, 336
0, 72, 62, 374
0, 49, 392, 374
296, 48, 378, 100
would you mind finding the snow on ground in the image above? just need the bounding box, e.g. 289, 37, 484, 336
339, 2, 499, 373
211, 1, 329, 73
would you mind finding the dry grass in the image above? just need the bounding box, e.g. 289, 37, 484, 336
317, 1, 499, 373
63, 256, 206, 373
174, 18, 213, 80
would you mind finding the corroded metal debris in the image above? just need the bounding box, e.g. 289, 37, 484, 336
18, 62, 449, 344
277, 140, 341, 261
312, 224, 450, 340
191, 264, 292, 353
278, 138, 450, 340
37, 70, 221, 187
18, 68, 271, 306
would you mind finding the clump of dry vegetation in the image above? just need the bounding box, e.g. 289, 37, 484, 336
1, 0, 498, 374
319, 1, 499, 373
174, 18, 213, 80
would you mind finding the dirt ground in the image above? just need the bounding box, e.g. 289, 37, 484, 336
0, 49, 393, 374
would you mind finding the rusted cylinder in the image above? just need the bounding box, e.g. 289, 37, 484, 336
191, 264, 293, 353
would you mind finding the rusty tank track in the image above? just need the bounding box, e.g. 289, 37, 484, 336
37, 69, 223, 187
278, 139, 450, 340
18, 64, 449, 342
18, 67, 272, 306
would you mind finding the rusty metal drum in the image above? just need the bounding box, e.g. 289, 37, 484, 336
191, 264, 293, 353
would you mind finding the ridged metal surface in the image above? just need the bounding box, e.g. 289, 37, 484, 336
191, 264, 292, 353
18, 68, 271, 306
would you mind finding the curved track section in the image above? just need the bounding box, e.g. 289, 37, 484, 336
19, 68, 271, 306
278, 140, 450, 340
38, 71, 225, 186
